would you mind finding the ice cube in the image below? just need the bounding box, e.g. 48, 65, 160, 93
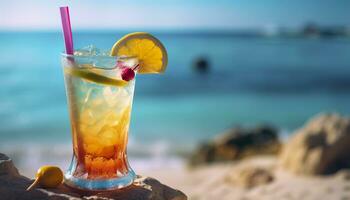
74, 46, 117, 69
99, 49, 111, 56
92, 57, 116, 69
103, 87, 118, 106
91, 98, 104, 107
80, 109, 95, 126
74, 45, 101, 66
104, 111, 120, 127
83, 88, 93, 103
89, 118, 106, 135
79, 87, 96, 111
74, 45, 100, 56
103, 87, 129, 106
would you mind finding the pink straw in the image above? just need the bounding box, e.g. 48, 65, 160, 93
60, 6, 74, 55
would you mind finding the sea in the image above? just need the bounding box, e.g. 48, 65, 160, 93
0, 31, 350, 175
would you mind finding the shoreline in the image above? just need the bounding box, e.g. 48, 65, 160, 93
0, 141, 188, 178
0, 127, 293, 178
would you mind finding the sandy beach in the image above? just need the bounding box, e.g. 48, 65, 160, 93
3, 113, 350, 200
140, 156, 350, 200
138, 113, 350, 200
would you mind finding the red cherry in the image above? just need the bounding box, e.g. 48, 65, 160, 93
121, 68, 135, 81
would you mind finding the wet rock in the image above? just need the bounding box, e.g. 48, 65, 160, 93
189, 125, 281, 166
0, 153, 187, 200
226, 166, 274, 188
279, 113, 350, 175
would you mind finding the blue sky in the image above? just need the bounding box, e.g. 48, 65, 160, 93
0, 0, 349, 30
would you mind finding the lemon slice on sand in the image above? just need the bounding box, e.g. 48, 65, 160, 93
110, 32, 168, 74
65, 67, 127, 87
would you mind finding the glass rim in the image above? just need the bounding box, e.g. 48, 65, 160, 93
60, 52, 136, 60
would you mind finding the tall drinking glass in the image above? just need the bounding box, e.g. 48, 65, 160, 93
61, 54, 137, 190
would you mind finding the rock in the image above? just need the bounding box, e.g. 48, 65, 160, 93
279, 113, 350, 175
189, 125, 280, 166
335, 169, 350, 181
0, 153, 20, 177
226, 166, 274, 188
192, 57, 210, 73
0, 153, 187, 200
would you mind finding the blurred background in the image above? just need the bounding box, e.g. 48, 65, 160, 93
0, 0, 350, 189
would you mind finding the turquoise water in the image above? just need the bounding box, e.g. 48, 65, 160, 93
1, 31, 350, 152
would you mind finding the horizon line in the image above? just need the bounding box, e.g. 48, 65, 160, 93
1, 25, 349, 33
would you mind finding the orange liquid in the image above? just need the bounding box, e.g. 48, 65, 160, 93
73, 106, 131, 179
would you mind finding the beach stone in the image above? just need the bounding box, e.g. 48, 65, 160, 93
189, 125, 280, 166
335, 169, 350, 181
226, 166, 274, 188
0, 153, 187, 200
279, 113, 350, 175
0, 153, 20, 176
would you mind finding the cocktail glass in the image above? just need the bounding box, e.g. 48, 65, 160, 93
61, 53, 137, 190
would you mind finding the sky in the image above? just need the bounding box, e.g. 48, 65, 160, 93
0, 0, 349, 30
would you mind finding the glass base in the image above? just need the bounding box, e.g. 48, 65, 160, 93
64, 170, 136, 191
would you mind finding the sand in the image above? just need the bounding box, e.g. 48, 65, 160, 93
140, 156, 350, 200
12, 152, 350, 200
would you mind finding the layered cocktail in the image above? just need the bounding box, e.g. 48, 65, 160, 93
61, 32, 167, 191
62, 54, 138, 190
